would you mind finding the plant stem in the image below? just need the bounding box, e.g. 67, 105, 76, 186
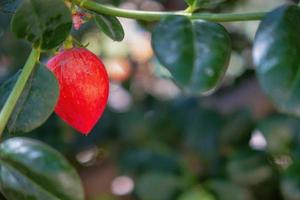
75, 0, 265, 22
64, 35, 74, 49
0, 48, 40, 138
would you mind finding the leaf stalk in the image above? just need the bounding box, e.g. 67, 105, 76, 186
74, 0, 266, 22
0, 48, 40, 138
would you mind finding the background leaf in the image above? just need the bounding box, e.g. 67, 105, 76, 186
207, 180, 253, 200
281, 160, 300, 200
152, 16, 231, 94
0, 64, 59, 133
226, 149, 275, 186
0, 26, 3, 38
95, 14, 124, 42
253, 5, 300, 116
135, 171, 182, 200
220, 110, 254, 149
178, 186, 215, 200
0, 0, 21, 13
0, 137, 84, 200
257, 114, 300, 156
11, 0, 72, 49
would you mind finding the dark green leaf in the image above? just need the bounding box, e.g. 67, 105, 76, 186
220, 110, 254, 148
152, 16, 231, 94
0, 0, 21, 13
281, 160, 300, 200
226, 149, 274, 186
119, 149, 180, 174
257, 114, 300, 155
253, 5, 300, 116
11, 0, 72, 49
183, 108, 224, 176
207, 180, 253, 200
136, 171, 182, 200
178, 186, 215, 200
95, 14, 124, 41
0, 27, 3, 38
0, 64, 59, 133
152, 60, 173, 79
0, 137, 84, 200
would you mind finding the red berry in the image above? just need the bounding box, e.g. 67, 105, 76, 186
47, 48, 109, 135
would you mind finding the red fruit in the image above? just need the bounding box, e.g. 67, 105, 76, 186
47, 48, 109, 135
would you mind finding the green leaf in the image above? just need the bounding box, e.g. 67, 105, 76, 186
0, 64, 59, 133
253, 5, 300, 116
257, 114, 299, 155
95, 14, 124, 42
136, 171, 182, 200
183, 108, 224, 176
11, 0, 72, 49
0, 27, 3, 39
152, 60, 173, 79
281, 160, 300, 200
207, 180, 253, 200
220, 110, 254, 149
226, 149, 274, 186
0, 0, 21, 13
178, 186, 216, 200
119, 149, 180, 174
152, 16, 231, 95
0, 137, 84, 200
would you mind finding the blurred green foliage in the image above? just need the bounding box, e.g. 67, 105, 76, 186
1, 0, 300, 200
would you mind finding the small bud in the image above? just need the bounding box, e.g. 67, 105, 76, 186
72, 12, 85, 30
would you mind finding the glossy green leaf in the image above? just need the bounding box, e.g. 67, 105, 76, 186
95, 14, 124, 41
11, 0, 72, 49
152, 16, 231, 94
0, 137, 84, 200
0, 64, 59, 133
152, 60, 173, 79
253, 5, 300, 116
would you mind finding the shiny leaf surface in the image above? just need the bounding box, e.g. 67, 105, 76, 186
11, 0, 72, 49
0, 64, 59, 133
152, 16, 231, 94
253, 5, 300, 116
95, 14, 124, 41
0, 137, 84, 200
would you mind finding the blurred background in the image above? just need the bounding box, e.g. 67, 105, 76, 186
1, 0, 300, 199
